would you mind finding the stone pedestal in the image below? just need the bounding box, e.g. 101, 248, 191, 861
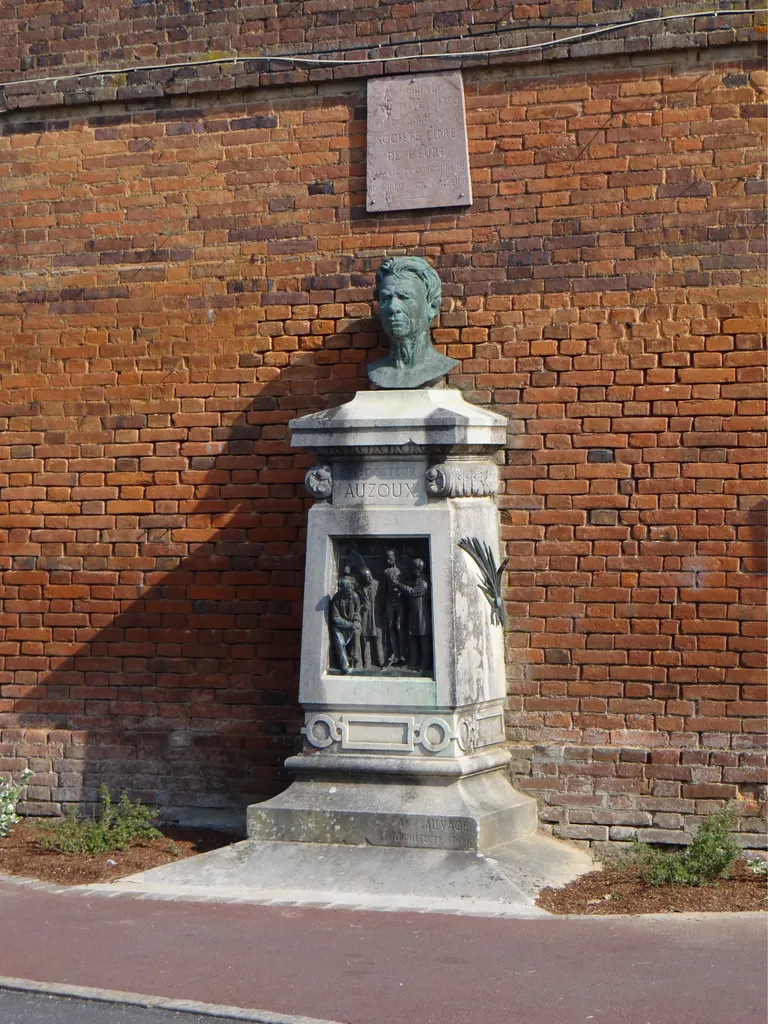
247, 389, 537, 851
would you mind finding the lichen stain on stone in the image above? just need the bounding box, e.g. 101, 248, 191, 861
453, 586, 484, 705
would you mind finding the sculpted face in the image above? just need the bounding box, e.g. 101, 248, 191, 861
369, 255, 457, 388
377, 272, 436, 346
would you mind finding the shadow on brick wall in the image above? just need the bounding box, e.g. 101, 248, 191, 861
11, 370, 368, 832
744, 498, 767, 575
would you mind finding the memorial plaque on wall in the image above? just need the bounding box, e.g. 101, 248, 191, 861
366, 71, 472, 213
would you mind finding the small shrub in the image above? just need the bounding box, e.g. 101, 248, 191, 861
631, 844, 689, 886
37, 784, 162, 855
747, 857, 768, 877
0, 768, 33, 838
631, 805, 741, 887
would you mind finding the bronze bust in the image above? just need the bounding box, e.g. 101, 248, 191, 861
368, 256, 458, 390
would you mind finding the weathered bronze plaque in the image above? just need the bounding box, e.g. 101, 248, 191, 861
366, 71, 472, 213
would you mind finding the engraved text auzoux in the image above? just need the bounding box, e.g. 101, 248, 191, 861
344, 481, 417, 499
337, 462, 422, 504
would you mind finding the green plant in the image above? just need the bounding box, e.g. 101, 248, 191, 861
0, 768, 33, 838
747, 857, 768, 877
631, 805, 741, 887
37, 784, 162, 855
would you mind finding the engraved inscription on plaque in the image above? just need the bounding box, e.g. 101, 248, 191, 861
334, 461, 427, 506
366, 815, 476, 851
367, 71, 472, 213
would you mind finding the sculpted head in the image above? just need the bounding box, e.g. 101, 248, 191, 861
368, 255, 457, 388
360, 568, 373, 586
374, 257, 442, 358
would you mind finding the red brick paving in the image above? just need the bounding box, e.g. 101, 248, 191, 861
2, 881, 765, 1024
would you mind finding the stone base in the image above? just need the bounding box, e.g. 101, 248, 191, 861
112, 833, 595, 916
246, 767, 537, 852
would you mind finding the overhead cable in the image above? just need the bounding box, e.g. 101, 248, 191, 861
0, 8, 763, 90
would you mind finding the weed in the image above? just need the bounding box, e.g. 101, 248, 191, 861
629, 805, 741, 887
36, 785, 162, 855
0, 768, 33, 838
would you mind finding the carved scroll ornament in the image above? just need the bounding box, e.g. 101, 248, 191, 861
304, 464, 333, 500
426, 463, 498, 498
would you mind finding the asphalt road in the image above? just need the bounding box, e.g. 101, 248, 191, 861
2, 879, 765, 1024
0, 990, 270, 1024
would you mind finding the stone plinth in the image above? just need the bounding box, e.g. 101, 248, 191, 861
247, 389, 537, 851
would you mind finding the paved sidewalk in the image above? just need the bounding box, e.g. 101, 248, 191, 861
2, 877, 765, 1024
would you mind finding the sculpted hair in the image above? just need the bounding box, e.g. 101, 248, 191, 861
373, 256, 442, 312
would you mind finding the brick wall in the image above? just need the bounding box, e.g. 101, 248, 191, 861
0, 4, 766, 845
0, 0, 715, 79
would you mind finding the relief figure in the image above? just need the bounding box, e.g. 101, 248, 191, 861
358, 567, 385, 670
394, 558, 432, 673
330, 576, 362, 674
329, 539, 433, 676
383, 548, 409, 667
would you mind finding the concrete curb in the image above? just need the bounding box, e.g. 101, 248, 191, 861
0, 976, 345, 1024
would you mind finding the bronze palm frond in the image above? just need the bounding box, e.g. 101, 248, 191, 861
458, 536, 508, 629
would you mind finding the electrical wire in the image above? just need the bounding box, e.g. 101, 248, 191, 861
0, 7, 763, 90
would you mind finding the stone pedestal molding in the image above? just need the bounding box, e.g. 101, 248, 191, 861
247, 389, 537, 851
